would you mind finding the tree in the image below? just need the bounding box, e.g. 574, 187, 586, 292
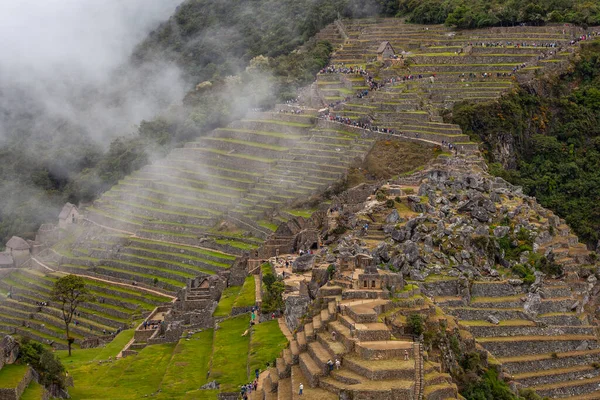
51, 275, 93, 356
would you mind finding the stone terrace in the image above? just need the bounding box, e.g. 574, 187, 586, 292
317, 19, 586, 155
261, 268, 458, 400
428, 277, 600, 399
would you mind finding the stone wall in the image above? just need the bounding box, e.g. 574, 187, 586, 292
284, 295, 310, 332
0, 366, 32, 400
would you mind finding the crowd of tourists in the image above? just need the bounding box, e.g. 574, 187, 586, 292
319, 64, 367, 75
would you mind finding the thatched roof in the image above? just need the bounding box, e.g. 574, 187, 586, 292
59, 202, 77, 220
6, 236, 29, 250
376, 41, 394, 54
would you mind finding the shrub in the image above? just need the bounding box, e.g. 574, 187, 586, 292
376, 191, 387, 201
385, 199, 395, 208
407, 313, 424, 336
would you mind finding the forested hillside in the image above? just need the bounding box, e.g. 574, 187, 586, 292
399, 0, 600, 28
449, 40, 600, 247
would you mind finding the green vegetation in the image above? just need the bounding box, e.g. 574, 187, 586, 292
213, 285, 243, 317
19, 338, 67, 390
262, 264, 285, 313
210, 314, 251, 391
20, 381, 45, 400
0, 364, 28, 389
451, 39, 600, 246
399, 0, 600, 28
159, 329, 214, 397
248, 320, 288, 375
52, 274, 94, 356
233, 276, 256, 308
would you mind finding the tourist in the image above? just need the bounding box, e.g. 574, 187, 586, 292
327, 359, 334, 371
404, 350, 409, 361
335, 359, 341, 370
331, 331, 336, 341
255, 368, 260, 379
299, 383, 303, 395
272, 312, 275, 320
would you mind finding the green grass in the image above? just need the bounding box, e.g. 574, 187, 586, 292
233, 276, 256, 309
20, 381, 44, 400
67, 343, 176, 399
58, 330, 135, 366
213, 285, 243, 317
258, 220, 278, 232
285, 208, 317, 218
159, 329, 214, 397
214, 239, 259, 250
211, 314, 251, 391
201, 137, 289, 151
248, 320, 288, 377
216, 128, 303, 140
243, 119, 312, 128
0, 363, 28, 389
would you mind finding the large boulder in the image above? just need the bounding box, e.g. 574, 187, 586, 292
292, 254, 315, 273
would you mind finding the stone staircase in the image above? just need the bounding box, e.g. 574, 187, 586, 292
265, 295, 457, 399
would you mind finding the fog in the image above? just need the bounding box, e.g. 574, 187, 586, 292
0, 0, 185, 142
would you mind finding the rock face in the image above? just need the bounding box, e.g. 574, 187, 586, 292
292, 254, 315, 273
284, 295, 310, 332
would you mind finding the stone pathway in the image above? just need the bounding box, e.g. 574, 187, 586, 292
254, 275, 262, 305
278, 317, 293, 341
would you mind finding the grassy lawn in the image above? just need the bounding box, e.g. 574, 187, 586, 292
248, 320, 288, 377
258, 220, 279, 232
67, 343, 175, 399
20, 381, 44, 400
58, 329, 135, 366
159, 329, 214, 397
213, 285, 243, 317
233, 276, 256, 308
0, 364, 28, 389
211, 314, 251, 392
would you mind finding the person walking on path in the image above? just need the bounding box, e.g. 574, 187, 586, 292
299, 383, 303, 395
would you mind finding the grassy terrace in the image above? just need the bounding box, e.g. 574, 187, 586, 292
215, 128, 303, 140
96, 265, 187, 289
213, 285, 243, 317
200, 137, 290, 151
132, 171, 247, 193
125, 247, 231, 269
20, 381, 44, 400
242, 119, 313, 128
127, 238, 236, 261
210, 314, 251, 392
183, 147, 277, 163
0, 364, 28, 389
119, 178, 238, 200
233, 276, 257, 308
159, 329, 214, 398
164, 157, 263, 178
248, 319, 288, 375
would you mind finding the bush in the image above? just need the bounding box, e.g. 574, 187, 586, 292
19, 338, 66, 389
376, 191, 387, 201
407, 313, 424, 336
385, 199, 395, 208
